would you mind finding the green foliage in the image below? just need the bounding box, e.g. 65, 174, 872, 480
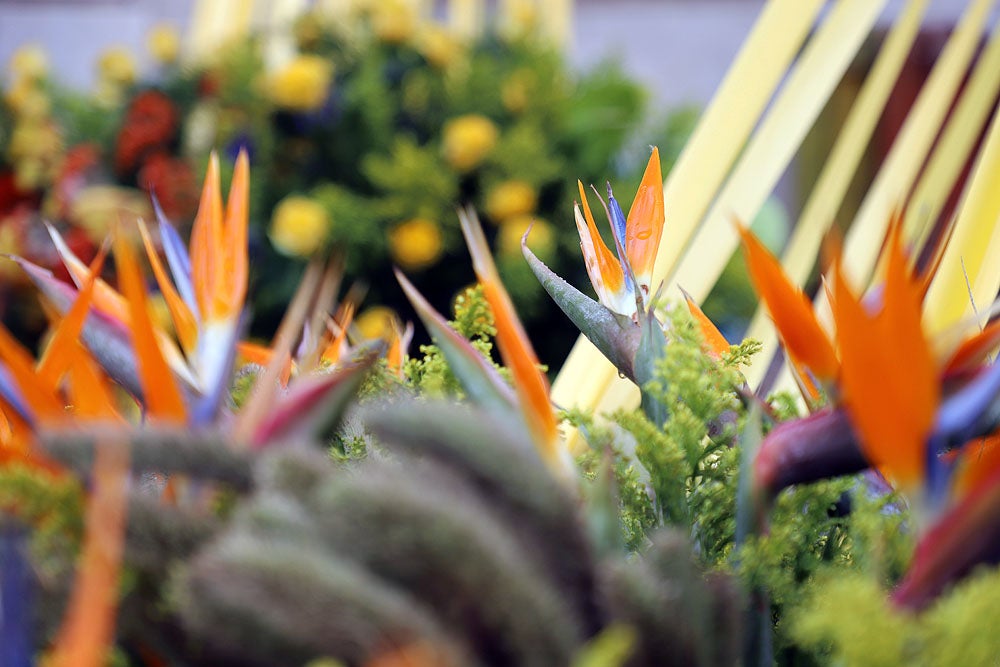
403, 284, 502, 397
0, 464, 84, 583
790, 565, 1000, 665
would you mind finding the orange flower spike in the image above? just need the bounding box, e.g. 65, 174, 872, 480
190, 152, 223, 319
137, 219, 198, 355
737, 222, 839, 383
574, 180, 625, 304
831, 253, 934, 491
219, 148, 250, 319
113, 232, 187, 423
0, 324, 64, 423
65, 344, 124, 422
681, 288, 730, 358
460, 211, 566, 476
624, 146, 664, 289
47, 439, 128, 667
36, 242, 109, 390
951, 435, 1000, 499
944, 319, 1000, 378
321, 302, 355, 364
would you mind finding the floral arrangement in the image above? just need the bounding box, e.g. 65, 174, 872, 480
0, 10, 690, 364
3, 1, 1000, 666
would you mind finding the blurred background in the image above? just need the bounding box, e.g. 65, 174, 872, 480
0, 0, 993, 370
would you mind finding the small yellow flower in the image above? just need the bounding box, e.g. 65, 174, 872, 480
415, 24, 463, 68
355, 306, 398, 341
70, 186, 152, 240
372, 0, 417, 44
293, 12, 324, 49
485, 180, 537, 222
8, 44, 47, 83
442, 114, 498, 173
97, 47, 137, 87
147, 24, 181, 65
498, 0, 540, 42
389, 217, 443, 270
269, 55, 333, 112
498, 215, 554, 258
269, 195, 330, 257
501, 69, 534, 114
0, 225, 24, 280
5, 79, 48, 118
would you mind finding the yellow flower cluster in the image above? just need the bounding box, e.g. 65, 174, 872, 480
355, 305, 399, 341
389, 217, 443, 270
269, 55, 334, 112
442, 114, 498, 172
269, 195, 330, 257
485, 180, 537, 222
498, 215, 554, 259
146, 23, 181, 65
94, 46, 137, 107
4, 45, 62, 190
415, 24, 464, 69
372, 0, 419, 44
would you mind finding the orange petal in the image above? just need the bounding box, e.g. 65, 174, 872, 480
738, 222, 839, 383
321, 302, 355, 365
625, 147, 664, 285
952, 434, 1000, 499
190, 153, 223, 318
0, 323, 63, 423
219, 148, 250, 319
943, 319, 1000, 378
681, 287, 729, 358
37, 243, 109, 390
65, 344, 123, 421
832, 249, 936, 491
460, 210, 564, 474
575, 180, 625, 305
113, 232, 187, 423
47, 438, 128, 667
138, 219, 198, 355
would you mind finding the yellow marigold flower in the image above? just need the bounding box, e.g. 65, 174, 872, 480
70, 185, 152, 240
5, 79, 48, 118
8, 44, 47, 83
501, 69, 533, 114
269, 195, 329, 257
269, 55, 333, 112
0, 225, 24, 280
147, 23, 180, 64
416, 24, 463, 68
372, 0, 417, 44
293, 12, 324, 49
389, 217, 443, 270
498, 215, 554, 258
355, 306, 398, 341
485, 180, 537, 222
498, 0, 540, 42
97, 47, 137, 87
442, 114, 498, 172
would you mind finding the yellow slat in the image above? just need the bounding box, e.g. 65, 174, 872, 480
839, 0, 996, 292
906, 22, 1000, 251
742, 0, 930, 389
666, 0, 888, 309
924, 103, 1000, 335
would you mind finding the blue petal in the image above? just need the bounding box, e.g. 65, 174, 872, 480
152, 195, 200, 322
1, 525, 33, 667
606, 184, 635, 293
0, 363, 35, 427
